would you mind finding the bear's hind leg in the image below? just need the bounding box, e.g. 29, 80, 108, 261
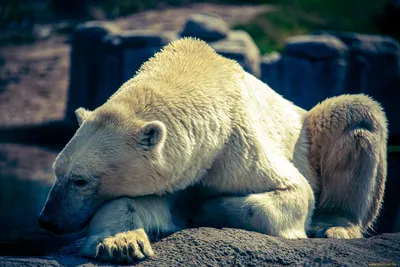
195, 188, 312, 239
305, 94, 388, 238
195, 155, 315, 239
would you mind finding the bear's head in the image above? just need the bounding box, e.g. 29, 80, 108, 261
38, 38, 236, 234
38, 105, 169, 234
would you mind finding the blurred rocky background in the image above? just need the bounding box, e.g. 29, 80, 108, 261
0, 0, 399, 265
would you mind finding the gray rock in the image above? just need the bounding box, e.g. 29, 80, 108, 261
119, 30, 177, 48
93, 31, 178, 106
70, 28, 178, 111
94, 34, 124, 107
181, 13, 229, 42
260, 52, 283, 95
65, 19, 256, 119
119, 31, 177, 82
285, 35, 348, 59
211, 30, 261, 77
314, 31, 400, 135
122, 46, 162, 81
282, 56, 348, 110
65, 21, 119, 120
1, 228, 399, 266
281, 35, 348, 110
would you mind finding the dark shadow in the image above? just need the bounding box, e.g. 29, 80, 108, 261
0, 173, 84, 256
375, 152, 400, 234
0, 120, 79, 150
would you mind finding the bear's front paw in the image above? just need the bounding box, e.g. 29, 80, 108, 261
80, 228, 154, 264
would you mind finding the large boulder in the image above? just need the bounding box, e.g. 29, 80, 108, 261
260, 52, 283, 95
313, 31, 400, 135
93, 34, 123, 110
95, 30, 177, 107
66, 17, 259, 119
1, 228, 399, 266
67, 25, 177, 117
118, 30, 177, 81
66, 21, 119, 120
285, 35, 348, 59
211, 30, 261, 77
280, 35, 348, 110
181, 13, 229, 42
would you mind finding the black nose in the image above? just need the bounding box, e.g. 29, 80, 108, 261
38, 216, 58, 233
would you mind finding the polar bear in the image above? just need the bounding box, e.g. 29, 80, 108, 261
39, 38, 387, 264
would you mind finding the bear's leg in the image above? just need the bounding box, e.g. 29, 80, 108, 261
305, 94, 388, 238
80, 196, 180, 264
195, 190, 311, 239
196, 157, 315, 239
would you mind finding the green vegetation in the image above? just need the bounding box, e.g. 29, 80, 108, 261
234, 0, 392, 54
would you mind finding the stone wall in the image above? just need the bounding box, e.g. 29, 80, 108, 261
66, 14, 400, 136
262, 31, 400, 136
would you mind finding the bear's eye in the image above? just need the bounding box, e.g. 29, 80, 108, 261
73, 179, 88, 187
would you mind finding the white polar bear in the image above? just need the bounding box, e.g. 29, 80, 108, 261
39, 38, 388, 264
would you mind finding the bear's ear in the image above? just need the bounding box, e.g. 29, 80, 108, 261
137, 121, 166, 150
75, 107, 92, 126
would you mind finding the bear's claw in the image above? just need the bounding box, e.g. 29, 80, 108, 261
82, 228, 154, 264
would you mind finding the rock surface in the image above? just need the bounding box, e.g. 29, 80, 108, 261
278, 35, 348, 110
313, 31, 400, 135
1, 228, 399, 267
65, 12, 264, 119
66, 21, 119, 120
211, 30, 261, 77
260, 52, 283, 95
285, 35, 348, 59
181, 13, 229, 41
259, 32, 400, 127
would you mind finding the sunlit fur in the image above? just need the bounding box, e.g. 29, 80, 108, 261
305, 94, 387, 238
39, 38, 387, 264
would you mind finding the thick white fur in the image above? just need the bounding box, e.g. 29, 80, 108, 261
47, 38, 387, 264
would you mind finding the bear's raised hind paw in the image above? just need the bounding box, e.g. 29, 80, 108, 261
309, 225, 363, 239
